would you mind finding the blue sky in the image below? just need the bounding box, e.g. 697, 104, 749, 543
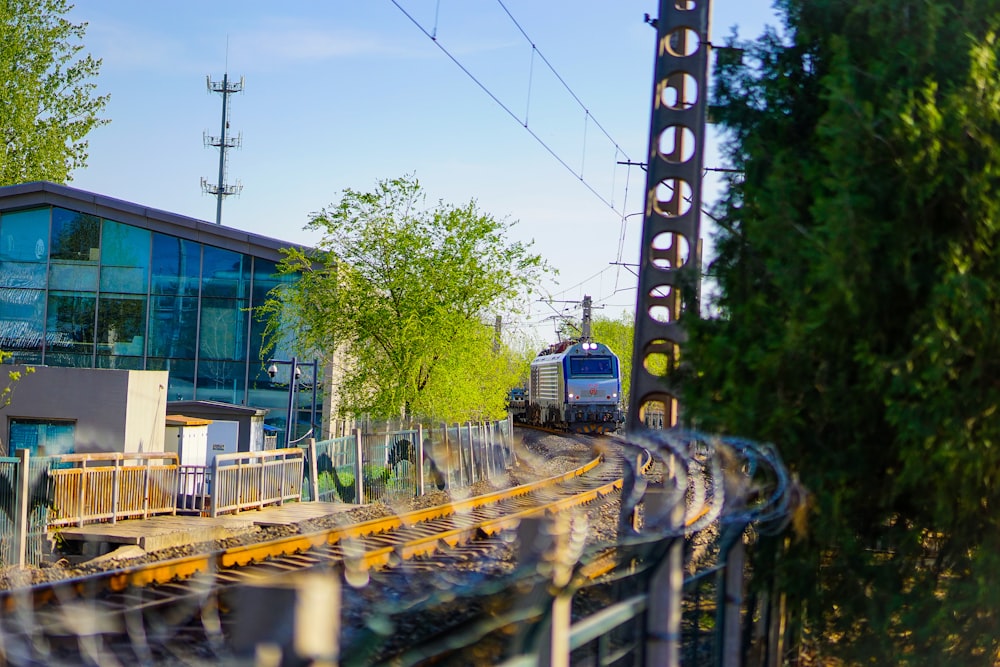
66, 1, 780, 343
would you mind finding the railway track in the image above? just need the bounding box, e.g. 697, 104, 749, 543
0, 436, 644, 664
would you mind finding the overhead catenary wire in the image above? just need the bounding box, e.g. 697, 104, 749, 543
388, 0, 634, 215
388, 0, 663, 324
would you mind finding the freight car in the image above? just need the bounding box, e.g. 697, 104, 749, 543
526, 338, 624, 433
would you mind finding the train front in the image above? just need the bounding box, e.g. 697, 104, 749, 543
563, 341, 623, 433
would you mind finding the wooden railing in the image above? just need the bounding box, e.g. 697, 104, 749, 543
47, 452, 179, 528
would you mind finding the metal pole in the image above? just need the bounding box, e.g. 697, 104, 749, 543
285, 356, 298, 448
353, 428, 364, 504
310, 359, 318, 440
215, 73, 228, 225
308, 438, 320, 502
416, 424, 425, 496
645, 490, 684, 667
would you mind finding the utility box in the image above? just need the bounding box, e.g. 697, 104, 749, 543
166, 400, 269, 452
165, 415, 212, 466
207, 420, 240, 463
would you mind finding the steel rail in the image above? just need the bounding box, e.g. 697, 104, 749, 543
0, 451, 612, 610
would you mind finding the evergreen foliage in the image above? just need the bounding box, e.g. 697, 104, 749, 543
682, 1, 1000, 662
260, 175, 549, 423
0, 0, 108, 184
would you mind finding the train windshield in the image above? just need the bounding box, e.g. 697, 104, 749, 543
568, 356, 614, 377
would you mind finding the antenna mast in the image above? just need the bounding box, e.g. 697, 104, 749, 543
201, 73, 244, 225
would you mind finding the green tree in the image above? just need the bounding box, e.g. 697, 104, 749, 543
0, 0, 108, 184
591, 312, 633, 410
261, 175, 550, 423
682, 1, 1000, 663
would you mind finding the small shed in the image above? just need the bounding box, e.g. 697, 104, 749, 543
1, 366, 168, 456
166, 401, 270, 453
164, 415, 212, 466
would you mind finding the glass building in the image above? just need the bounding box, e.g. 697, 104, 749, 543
0, 181, 319, 444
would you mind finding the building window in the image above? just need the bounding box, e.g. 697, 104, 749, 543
97, 294, 146, 363
151, 233, 200, 296
0, 208, 50, 265
45, 291, 96, 366
148, 295, 197, 358
8, 419, 75, 456
202, 246, 248, 299
100, 220, 151, 294
50, 208, 100, 262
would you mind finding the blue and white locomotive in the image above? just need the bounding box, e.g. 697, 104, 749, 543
526, 338, 624, 433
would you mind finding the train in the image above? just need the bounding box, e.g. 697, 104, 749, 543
512, 338, 624, 434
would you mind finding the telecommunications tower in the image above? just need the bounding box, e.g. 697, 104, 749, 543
201, 73, 244, 225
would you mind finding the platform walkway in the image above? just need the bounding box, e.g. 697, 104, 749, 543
56, 501, 356, 557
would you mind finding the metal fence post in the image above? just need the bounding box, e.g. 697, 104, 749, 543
507, 412, 515, 464
353, 428, 364, 505
442, 423, 451, 490
308, 438, 319, 502
14, 448, 29, 569
211, 455, 221, 518
466, 421, 475, 484
718, 529, 746, 667
416, 424, 425, 496
716, 466, 749, 667
645, 489, 684, 667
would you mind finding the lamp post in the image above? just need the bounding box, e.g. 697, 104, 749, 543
267, 357, 319, 448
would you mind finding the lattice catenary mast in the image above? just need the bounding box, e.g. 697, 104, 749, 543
201, 73, 244, 225
626, 0, 710, 434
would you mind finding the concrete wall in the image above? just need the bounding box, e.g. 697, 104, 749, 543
1, 366, 168, 455
124, 371, 168, 453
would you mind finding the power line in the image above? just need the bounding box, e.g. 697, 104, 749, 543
388, 0, 635, 215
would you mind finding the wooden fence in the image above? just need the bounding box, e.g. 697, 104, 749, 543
47, 452, 179, 528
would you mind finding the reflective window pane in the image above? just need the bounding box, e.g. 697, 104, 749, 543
0, 208, 50, 263
148, 295, 198, 358
43, 351, 94, 368
96, 295, 146, 359
45, 292, 95, 359
100, 220, 150, 294
0, 261, 45, 289
151, 233, 200, 296
251, 258, 293, 305
148, 357, 195, 401
51, 208, 99, 262
202, 246, 248, 298
49, 263, 98, 291
199, 297, 248, 361
4, 351, 41, 365
196, 360, 246, 404
96, 355, 144, 370
9, 419, 75, 456
0, 288, 45, 354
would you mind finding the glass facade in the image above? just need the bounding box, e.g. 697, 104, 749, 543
0, 204, 312, 441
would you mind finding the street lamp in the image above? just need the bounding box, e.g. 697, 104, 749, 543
266, 357, 319, 448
